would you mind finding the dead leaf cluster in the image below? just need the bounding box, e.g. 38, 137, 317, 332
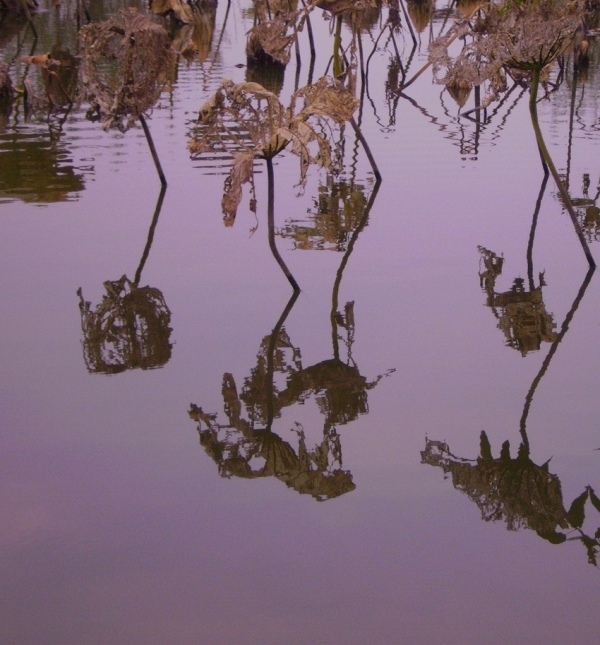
189, 76, 359, 220
77, 8, 176, 132
77, 276, 172, 374
429, 0, 588, 106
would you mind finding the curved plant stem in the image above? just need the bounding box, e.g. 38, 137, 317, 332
134, 184, 167, 286
529, 68, 595, 268
266, 156, 300, 292
140, 114, 167, 188
519, 265, 594, 446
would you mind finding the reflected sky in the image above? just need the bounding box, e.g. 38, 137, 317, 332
1, 1, 600, 643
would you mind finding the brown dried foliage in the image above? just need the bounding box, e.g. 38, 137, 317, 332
429, 0, 587, 106
77, 276, 172, 374
78, 8, 176, 132
189, 76, 359, 220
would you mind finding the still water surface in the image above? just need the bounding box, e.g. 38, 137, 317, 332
1, 1, 600, 642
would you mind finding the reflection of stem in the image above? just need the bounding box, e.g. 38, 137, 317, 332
134, 184, 167, 286
519, 266, 595, 445
331, 178, 382, 358
349, 118, 381, 181
266, 290, 300, 431
266, 156, 300, 291
139, 114, 167, 188
526, 173, 549, 291
566, 64, 578, 193
529, 69, 595, 268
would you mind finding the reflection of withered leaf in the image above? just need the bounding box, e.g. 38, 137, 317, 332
194, 419, 355, 501
78, 8, 176, 132
77, 275, 172, 374
317, 0, 377, 16
421, 435, 568, 534
169, 10, 217, 62
0, 59, 14, 102
406, 0, 434, 34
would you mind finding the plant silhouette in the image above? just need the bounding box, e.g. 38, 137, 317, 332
189, 75, 360, 289
189, 175, 392, 499
77, 187, 173, 374
423, 262, 599, 565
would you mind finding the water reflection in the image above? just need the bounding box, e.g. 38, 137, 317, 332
190, 177, 393, 499
423, 265, 599, 565
0, 129, 85, 203
478, 175, 558, 356
77, 187, 173, 374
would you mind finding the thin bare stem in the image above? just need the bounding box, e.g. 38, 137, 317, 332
266, 156, 300, 291
139, 113, 167, 188
529, 68, 595, 268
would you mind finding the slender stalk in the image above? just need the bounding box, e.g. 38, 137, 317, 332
333, 16, 343, 79
134, 184, 167, 286
331, 178, 381, 358
529, 69, 595, 268
350, 118, 381, 182
519, 265, 595, 444
265, 290, 300, 431
266, 157, 300, 291
139, 113, 167, 188
526, 173, 549, 291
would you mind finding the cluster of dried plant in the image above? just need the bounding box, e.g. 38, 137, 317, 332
189, 76, 359, 221
77, 276, 173, 375
422, 434, 600, 565
77, 8, 176, 133
429, 0, 588, 107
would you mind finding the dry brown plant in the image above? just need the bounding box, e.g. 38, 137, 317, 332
77, 8, 176, 133
189, 76, 359, 222
429, 0, 587, 106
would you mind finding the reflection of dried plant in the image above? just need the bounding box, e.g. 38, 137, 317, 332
78, 8, 175, 132
280, 178, 369, 250
0, 58, 14, 104
422, 434, 568, 534
478, 247, 557, 356
189, 385, 356, 502
423, 433, 600, 566
190, 76, 358, 221
149, 0, 196, 24
77, 276, 172, 374
247, 0, 302, 67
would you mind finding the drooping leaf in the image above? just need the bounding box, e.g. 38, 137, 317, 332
536, 529, 567, 545
588, 487, 600, 514
189, 76, 358, 220
221, 150, 256, 226
566, 489, 589, 529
